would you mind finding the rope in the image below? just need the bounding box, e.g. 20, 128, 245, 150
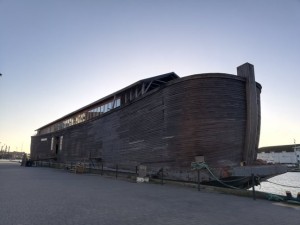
192, 162, 243, 189
266, 193, 285, 202
265, 180, 300, 189
221, 176, 250, 183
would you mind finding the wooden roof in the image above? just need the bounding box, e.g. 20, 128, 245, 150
36, 72, 179, 131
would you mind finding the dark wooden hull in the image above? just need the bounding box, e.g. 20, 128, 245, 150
31, 71, 263, 183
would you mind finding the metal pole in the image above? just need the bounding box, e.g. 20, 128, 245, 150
161, 168, 164, 185
251, 173, 256, 200
116, 164, 118, 179
197, 170, 200, 191
101, 163, 103, 176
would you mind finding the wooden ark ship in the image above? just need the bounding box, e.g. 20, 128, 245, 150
30, 63, 286, 188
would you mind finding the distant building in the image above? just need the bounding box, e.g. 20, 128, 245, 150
257, 145, 300, 164
0, 151, 25, 160
11, 151, 25, 159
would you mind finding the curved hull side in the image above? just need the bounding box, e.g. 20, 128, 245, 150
163, 77, 247, 168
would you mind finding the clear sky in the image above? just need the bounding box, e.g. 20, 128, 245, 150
0, 0, 299, 153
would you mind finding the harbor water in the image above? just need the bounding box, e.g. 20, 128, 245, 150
255, 172, 300, 197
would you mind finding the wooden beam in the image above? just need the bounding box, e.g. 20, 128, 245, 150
237, 63, 258, 165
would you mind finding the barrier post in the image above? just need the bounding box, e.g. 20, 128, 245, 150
161, 168, 164, 185
197, 170, 200, 191
116, 164, 118, 179
252, 173, 256, 200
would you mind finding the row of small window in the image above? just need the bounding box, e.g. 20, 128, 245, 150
40, 98, 121, 134
87, 98, 120, 118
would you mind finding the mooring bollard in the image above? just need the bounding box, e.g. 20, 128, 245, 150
251, 173, 256, 200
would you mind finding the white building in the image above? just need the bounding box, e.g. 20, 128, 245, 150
257, 145, 300, 164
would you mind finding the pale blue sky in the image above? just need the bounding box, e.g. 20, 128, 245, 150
1, 0, 300, 153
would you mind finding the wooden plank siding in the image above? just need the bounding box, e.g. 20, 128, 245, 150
31, 70, 262, 181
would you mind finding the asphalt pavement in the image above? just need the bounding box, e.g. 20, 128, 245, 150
0, 160, 299, 225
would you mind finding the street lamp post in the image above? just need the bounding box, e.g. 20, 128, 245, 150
293, 139, 299, 168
